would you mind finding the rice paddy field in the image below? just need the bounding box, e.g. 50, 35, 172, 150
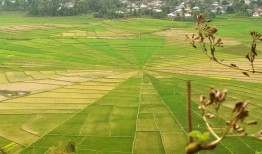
0, 11, 262, 153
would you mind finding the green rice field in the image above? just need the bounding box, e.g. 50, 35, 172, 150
0, 12, 262, 153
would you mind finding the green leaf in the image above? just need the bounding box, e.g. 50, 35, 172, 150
199, 132, 210, 142
188, 131, 201, 138
255, 151, 262, 154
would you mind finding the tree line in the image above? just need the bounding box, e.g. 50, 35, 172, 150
0, 0, 261, 18
0, 0, 175, 19
0, 0, 125, 17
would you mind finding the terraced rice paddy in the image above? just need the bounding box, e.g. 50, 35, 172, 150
0, 12, 261, 153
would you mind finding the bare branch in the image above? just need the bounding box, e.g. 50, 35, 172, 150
186, 14, 262, 74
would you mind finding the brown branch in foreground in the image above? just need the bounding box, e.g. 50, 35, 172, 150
186, 14, 262, 76
200, 45, 262, 74
186, 88, 256, 154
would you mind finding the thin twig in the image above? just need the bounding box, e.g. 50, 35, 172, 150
200, 45, 262, 73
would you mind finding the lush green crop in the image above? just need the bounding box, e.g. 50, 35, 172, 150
0, 12, 261, 153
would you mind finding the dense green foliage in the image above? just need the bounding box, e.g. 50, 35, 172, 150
0, 0, 126, 17
26, 0, 123, 16
1, 0, 260, 18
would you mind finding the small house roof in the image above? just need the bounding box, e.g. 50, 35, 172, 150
167, 13, 176, 17
140, 4, 147, 8
185, 13, 192, 17
153, 9, 162, 12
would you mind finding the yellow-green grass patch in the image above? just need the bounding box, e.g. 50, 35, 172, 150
26, 79, 73, 85
64, 85, 115, 90
21, 113, 73, 136
110, 114, 136, 136
54, 39, 81, 44
0, 103, 88, 110
99, 99, 139, 107
0, 24, 76, 34
24, 72, 59, 80
112, 88, 140, 93
83, 105, 114, 115
56, 70, 110, 77
10, 41, 50, 49
220, 137, 256, 154
0, 114, 33, 125
50, 123, 85, 136
113, 89, 140, 94
0, 109, 79, 114
106, 92, 140, 97
51, 88, 109, 94
4, 97, 96, 104
141, 88, 157, 94
78, 136, 133, 153
112, 106, 138, 115
5, 72, 33, 82
26, 92, 104, 99
95, 30, 118, 37
80, 81, 119, 86
52, 76, 90, 82
139, 105, 170, 113
0, 137, 12, 148
141, 94, 163, 105
137, 113, 158, 131
2, 142, 23, 154
0, 82, 59, 92
30, 39, 63, 46
141, 85, 157, 91
154, 113, 183, 132
77, 149, 99, 153
0, 124, 39, 146
81, 71, 120, 79
102, 93, 140, 99
39, 71, 57, 75
106, 70, 140, 79
21, 146, 49, 154
133, 132, 165, 154
94, 78, 125, 83
161, 131, 187, 153
0, 73, 9, 84
28, 135, 84, 150
80, 114, 110, 136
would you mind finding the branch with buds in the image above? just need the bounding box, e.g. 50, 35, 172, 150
186, 14, 262, 76
185, 88, 258, 154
